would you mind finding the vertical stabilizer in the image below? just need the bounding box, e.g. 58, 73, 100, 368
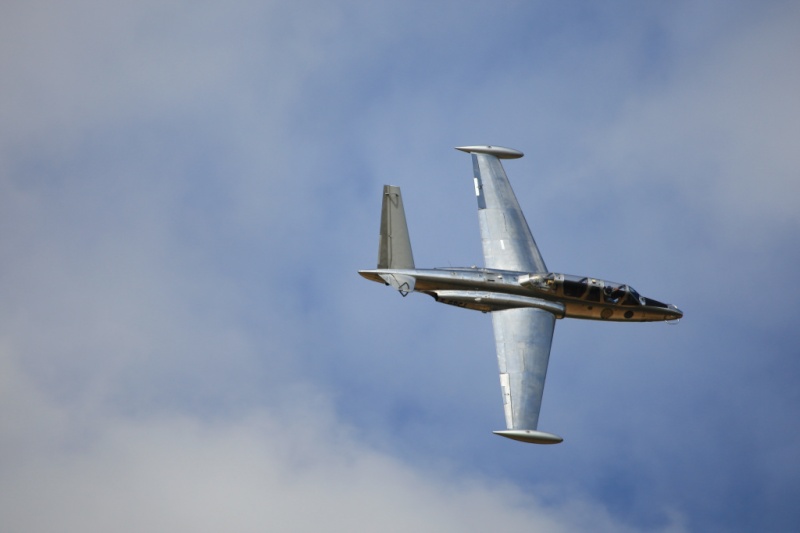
378, 185, 415, 269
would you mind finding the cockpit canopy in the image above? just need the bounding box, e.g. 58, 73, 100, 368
520, 273, 647, 306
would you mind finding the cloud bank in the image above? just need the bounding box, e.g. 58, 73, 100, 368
2, 1, 798, 531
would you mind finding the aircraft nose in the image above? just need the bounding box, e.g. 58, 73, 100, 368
667, 304, 683, 321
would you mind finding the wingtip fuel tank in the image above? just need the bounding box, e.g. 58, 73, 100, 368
493, 429, 563, 444
455, 145, 524, 159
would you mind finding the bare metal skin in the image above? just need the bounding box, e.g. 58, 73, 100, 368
359, 146, 682, 444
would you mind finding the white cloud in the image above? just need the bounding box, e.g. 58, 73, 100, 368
589, 2, 800, 236
1, 353, 688, 533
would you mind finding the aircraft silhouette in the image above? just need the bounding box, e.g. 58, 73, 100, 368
360, 146, 682, 444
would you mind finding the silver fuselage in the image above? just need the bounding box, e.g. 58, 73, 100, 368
359, 267, 683, 322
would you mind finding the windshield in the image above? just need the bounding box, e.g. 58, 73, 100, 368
551, 274, 644, 306
523, 272, 644, 306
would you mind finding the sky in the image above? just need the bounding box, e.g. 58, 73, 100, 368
2, 1, 799, 531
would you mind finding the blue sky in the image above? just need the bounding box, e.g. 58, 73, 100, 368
2, 1, 799, 531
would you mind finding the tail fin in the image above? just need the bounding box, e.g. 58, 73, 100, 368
378, 185, 415, 269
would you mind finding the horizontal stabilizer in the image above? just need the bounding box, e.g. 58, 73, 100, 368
378, 185, 415, 269
493, 429, 563, 445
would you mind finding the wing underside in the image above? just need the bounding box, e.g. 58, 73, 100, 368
468, 150, 547, 273
492, 307, 555, 431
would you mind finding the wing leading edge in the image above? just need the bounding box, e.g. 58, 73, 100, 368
456, 146, 561, 444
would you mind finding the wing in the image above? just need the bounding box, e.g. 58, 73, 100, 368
456, 146, 547, 273
492, 308, 557, 436
457, 146, 561, 444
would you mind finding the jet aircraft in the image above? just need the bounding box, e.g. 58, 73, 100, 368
359, 146, 683, 444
